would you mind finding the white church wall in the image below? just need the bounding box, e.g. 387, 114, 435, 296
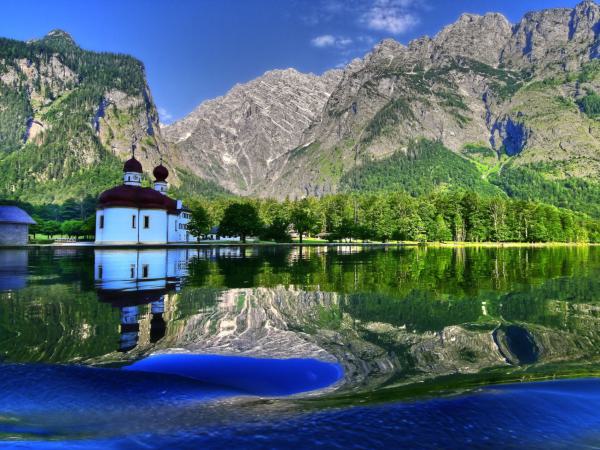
96, 207, 139, 244
167, 214, 178, 243
138, 209, 168, 244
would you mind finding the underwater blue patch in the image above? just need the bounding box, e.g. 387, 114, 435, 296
123, 353, 344, 396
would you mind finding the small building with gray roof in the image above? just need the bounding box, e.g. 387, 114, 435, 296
0, 206, 36, 245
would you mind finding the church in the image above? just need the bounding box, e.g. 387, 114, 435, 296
95, 156, 196, 244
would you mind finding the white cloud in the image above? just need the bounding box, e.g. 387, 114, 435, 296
158, 106, 173, 124
311, 34, 336, 47
311, 34, 353, 48
361, 0, 420, 34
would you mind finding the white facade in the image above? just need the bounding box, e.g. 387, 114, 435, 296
200, 226, 241, 242
95, 159, 197, 245
168, 209, 193, 243
97, 208, 194, 244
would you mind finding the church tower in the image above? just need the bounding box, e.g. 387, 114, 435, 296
123, 157, 143, 186
123, 144, 143, 186
153, 160, 169, 195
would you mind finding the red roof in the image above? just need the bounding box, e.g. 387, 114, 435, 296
123, 157, 143, 173
97, 185, 178, 213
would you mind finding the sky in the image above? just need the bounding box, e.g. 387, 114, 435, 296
0, 0, 584, 124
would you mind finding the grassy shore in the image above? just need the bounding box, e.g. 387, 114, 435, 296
411, 241, 599, 248
292, 238, 598, 247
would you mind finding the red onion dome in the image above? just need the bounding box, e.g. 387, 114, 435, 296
123, 157, 143, 173
153, 163, 169, 182
98, 185, 178, 213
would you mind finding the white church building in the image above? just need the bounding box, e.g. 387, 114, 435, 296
95, 156, 196, 244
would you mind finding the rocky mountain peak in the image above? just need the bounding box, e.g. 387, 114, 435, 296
570, 0, 600, 42
433, 12, 511, 66
165, 1, 600, 200
502, 1, 600, 71
262, 67, 301, 78
367, 38, 406, 62
42, 29, 77, 46
374, 38, 406, 52
163, 67, 342, 195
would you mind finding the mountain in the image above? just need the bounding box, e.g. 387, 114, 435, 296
163, 68, 342, 196
0, 30, 223, 209
4, 2, 600, 215
167, 1, 600, 211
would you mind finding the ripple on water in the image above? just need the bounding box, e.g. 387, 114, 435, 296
3, 378, 600, 449
0, 355, 343, 441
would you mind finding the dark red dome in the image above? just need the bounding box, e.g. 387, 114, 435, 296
153, 163, 169, 182
123, 157, 143, 173
97, 185, 178, 213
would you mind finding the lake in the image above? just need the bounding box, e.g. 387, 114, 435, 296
1, 245, 600, 448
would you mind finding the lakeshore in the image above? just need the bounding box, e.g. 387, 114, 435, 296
3, 240, 599, 249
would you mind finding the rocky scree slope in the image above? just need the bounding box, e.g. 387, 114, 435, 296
163, 68, 342, 196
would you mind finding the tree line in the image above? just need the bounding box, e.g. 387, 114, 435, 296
186, 190, 600, 244
8, 188, 600, 243
1, 196, 97, 240
30, 216, 96, 240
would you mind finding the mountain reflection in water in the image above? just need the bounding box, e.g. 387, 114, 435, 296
0, 245, 599, 446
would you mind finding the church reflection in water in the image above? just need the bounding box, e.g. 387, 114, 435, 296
94, 249, 193, 352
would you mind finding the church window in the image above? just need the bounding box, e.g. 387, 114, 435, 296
144, 216, 150, 228
132, 215, 136, 228
130, 264, 135, 278
98, 265, 103, 279
142, 264, 149, 278
99, 215, 104, 229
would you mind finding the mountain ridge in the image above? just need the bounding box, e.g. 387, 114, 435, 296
3, 2, 600, 217
163, 1, 600, 201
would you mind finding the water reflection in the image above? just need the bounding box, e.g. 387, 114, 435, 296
0, 249, 28, 291
94, 249, 193, 352
0, 245, 599, 389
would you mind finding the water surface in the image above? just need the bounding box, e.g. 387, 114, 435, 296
1, 245, 599, 447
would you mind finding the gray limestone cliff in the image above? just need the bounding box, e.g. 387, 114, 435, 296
165, 1, 600, 199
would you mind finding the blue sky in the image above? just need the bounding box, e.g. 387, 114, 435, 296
0, 0, 584, 124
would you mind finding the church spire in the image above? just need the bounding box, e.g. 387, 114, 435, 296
152, 135, 169, 194
123, 142, 143, 186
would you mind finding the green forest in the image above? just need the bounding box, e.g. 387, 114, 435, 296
186, 189, 600, 244
0, 31, 152, 205
340, 139, 502, 196
340, 139, 600, 219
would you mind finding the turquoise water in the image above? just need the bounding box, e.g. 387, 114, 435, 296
1, 246, 600, 447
